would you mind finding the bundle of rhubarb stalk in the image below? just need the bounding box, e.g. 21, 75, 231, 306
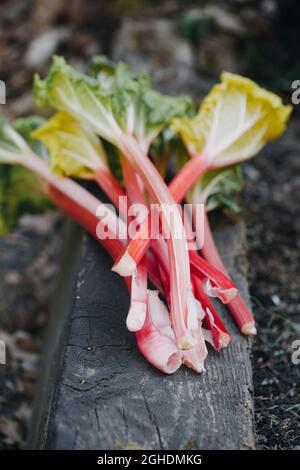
0, 56, 291, 374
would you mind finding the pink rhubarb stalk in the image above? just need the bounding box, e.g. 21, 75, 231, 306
148, 223, 208, 368
136, 290, 183, 374
121, 155, 148, 332
113, 154, 209, 274
116, 134, 196, 350
113, 147, 254, 334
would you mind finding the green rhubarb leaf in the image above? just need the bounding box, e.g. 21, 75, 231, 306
190, 165, 243, 214
0, 116, 52, 234
102, 141, 123, 184
150, 128, 188, 178
0, 164, 52, 234
93, 54, 194, 146
91, 54, 148, 94
141, 90, 194, 147
0, 114, 48, 163
33, 56, 133, 145
13, 115, 48, 160
90, 55, 118, 89
0, 116, 20, 162
34, 55, 194, 150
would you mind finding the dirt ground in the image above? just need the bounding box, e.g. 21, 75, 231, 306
244, 123, 300, 449
0, 0, 299, 449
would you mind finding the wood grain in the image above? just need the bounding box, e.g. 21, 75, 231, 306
29, 220, 255, 450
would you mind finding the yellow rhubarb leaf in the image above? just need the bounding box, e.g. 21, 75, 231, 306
172, 72, 292, 167
31, 112, 108, 178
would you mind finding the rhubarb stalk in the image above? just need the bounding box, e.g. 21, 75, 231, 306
116, 134, 196, 350
201, 211, 256, 335
121, 155, 148, 332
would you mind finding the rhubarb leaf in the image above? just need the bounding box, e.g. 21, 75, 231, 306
35, 56, 193, 151
0, 116, 20, 162
150, 128, 188, 178
0, 116, 52, 233
0, 164, 52, 234
191, 165, 243, 213
13, 116, 48, 159
33, 56, 125, 145
31, 112, 108, 178
172, 72, 292, 166
0, 114, 49, 164
91, 55, 121, 90
103, 141, 123, 183
92, 55, 194, 147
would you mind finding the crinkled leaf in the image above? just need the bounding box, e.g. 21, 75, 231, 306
190, 165, 243, 214
0, 116, 52, 233
31, 112, 108, 178
91, 55, 120, 90
172, 72, 292, 166
150, 128, 189, 178
0, 164, 52, 234
141, 89, 194, 146
1, 114, 49, 165
13, 116, 48, 160
34, 56, 126, 144
35, 56, 193, 150
91, 54, 149, 94
102, 141, 123, 184
92, 55, 194, 143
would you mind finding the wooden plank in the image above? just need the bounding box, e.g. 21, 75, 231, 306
30, 219, 255, 450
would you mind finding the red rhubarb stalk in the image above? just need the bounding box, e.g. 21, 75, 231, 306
201, 211, 256, 335
116, 134, 196, 350
189, 251, 237, 304
183, 209, 231, 349
49, 185, 125, 262
113, 154, 209, 274
193, 276, 231, 350
94, 168, 127, 215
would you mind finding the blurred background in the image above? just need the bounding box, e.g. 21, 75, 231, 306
0, 0, 299, 449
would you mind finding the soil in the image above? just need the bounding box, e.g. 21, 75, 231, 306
0, 213, 62, 448
244, 123, 300, 449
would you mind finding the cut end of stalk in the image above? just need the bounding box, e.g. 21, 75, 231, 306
166, 352, 183, 374
183, 358, 205, 374
126, 302, 147, 332
204, 279, 238, 304
241, 321, 257, 336
177, 334, 195, 350
218, 287, 238, 304
112, 251, 136, 277
218, 332, 232, 349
